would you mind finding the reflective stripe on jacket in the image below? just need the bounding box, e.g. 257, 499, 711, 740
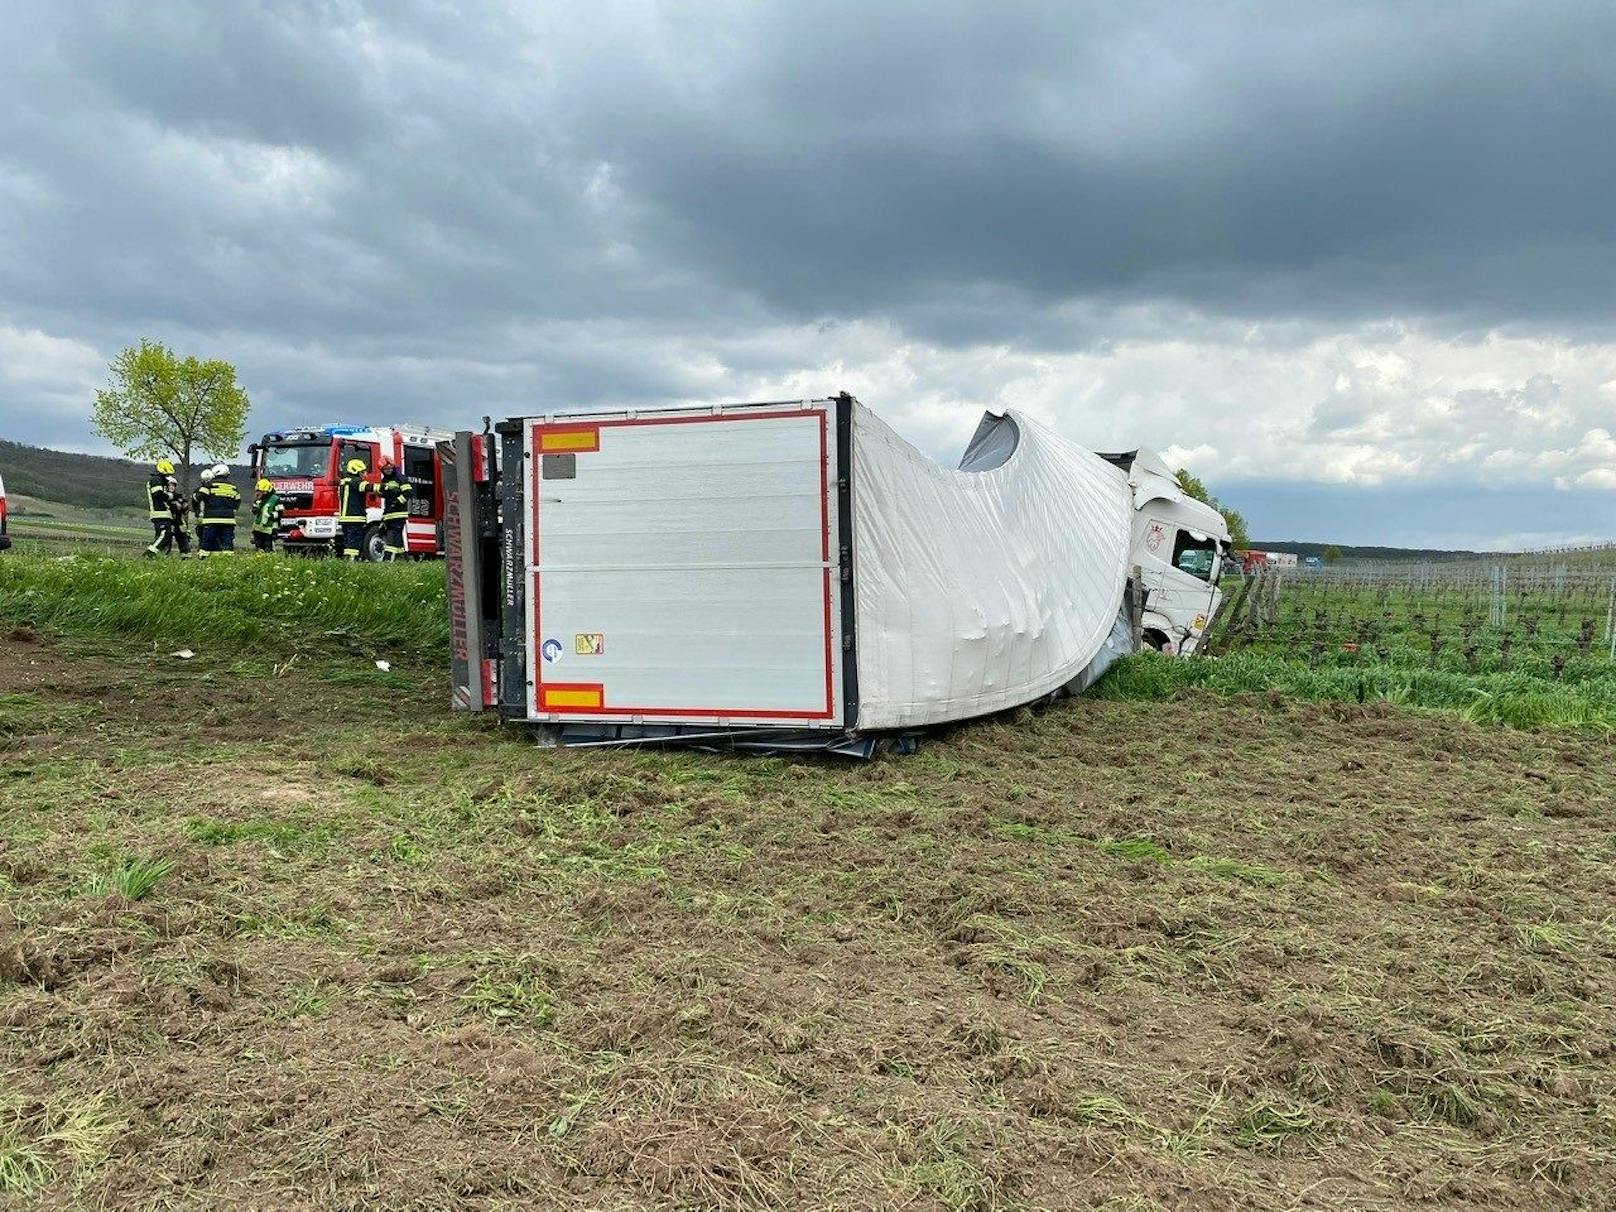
336, 473, 370, 523
379, 472, 411, 521
199, 480, 241, 523
146, 473, 171, 519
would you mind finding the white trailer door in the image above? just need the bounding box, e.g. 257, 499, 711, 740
526, 403, 842, 727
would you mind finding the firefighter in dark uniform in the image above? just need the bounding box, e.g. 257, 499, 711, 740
251, 478, 283, 553
198, 463, 241, 554
377, 456, 411, 560
144, 458, 177, 556
337, 457, 372, 560
192, 468, 214, 549
168, 475, 193, 557
193, 469, 214, 556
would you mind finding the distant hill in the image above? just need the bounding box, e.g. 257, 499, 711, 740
1252, 539, 1492, 562
0, 440, 250, 511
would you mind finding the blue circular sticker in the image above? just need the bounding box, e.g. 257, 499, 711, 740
541, 638, 562, 663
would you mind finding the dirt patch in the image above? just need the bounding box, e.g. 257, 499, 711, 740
0, 635, 440, 743
2, 641, 1615, 1209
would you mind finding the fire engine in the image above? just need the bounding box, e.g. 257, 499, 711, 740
0, 467, 10, 551
249, 424, 455, 559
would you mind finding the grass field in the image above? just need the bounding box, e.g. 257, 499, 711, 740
1100, 651, 1616, 730
0, 553, 446, 655
3, 494, 151, 553
2, 556, 1615, 1209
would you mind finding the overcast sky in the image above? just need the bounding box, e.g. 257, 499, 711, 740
2, 1, 1614, 547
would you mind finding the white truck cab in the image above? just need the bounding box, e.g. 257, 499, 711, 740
1099, 449, 1229, 655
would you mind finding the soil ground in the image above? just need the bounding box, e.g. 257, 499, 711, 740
2, 632, 1614, 1210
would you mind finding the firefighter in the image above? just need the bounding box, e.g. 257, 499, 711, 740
251, 478, 283, 553
376, 456, 411, 560
191, 469, 214, 555
198, 463, 241, 554
336, 456, 371, 559
192, 468, 214, 516
144, 458, 177, 556
168, 475, 193, 557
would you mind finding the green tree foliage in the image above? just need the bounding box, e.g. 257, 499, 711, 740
1323, 544, 1344, 564
90, 340, 251, 490
1174, 467, 1251, 549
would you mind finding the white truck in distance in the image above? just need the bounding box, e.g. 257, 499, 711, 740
1099, 448, 1230, 655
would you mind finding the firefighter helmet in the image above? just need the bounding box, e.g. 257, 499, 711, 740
200, 468, 215, 483
211, 463, 229, 478
256, 478, 273, 493
379, 454, 395, 468
346, 458, 366, 474
155, 457, 175, 475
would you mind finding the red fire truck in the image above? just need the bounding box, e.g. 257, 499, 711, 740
249, 424, 455, 559
0, 467, 11, 551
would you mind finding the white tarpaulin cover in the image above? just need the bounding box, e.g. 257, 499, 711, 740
851, 404, 1134, 729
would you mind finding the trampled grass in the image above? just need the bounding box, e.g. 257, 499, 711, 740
0, 1093, 125, 1196
0, 552, 447, 656
3, 632, 1614, 1210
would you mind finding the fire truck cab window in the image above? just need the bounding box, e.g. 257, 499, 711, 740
338, 442, 372, 474
260, 442, 329, 477
1172, 531, 1219, 583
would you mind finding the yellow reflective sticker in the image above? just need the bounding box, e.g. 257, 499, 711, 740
542, 687, 603, 709
540, 429, 599, 452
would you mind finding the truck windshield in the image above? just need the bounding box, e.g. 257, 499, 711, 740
1172, 532, 1219, 583
261, 442, 332, 478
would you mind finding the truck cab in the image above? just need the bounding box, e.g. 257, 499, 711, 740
1100, 449, 1230, 655
250, 423, 453, 559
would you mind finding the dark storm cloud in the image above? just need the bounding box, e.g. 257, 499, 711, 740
5, 0, 1613, 350
1, 2, 595, 342
574, 1, 1616, 334
1, 0, 1615, 545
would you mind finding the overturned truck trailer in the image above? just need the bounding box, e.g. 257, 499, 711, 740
443, 395, 1135, 753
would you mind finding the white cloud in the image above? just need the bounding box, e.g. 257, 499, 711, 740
21, 313, 1616, 507
3, 0, 1616, 550
723, 320, 1616, 491
1571, 467, 1616, 490
0, 323, 109, 448
0, 323, 104, 409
